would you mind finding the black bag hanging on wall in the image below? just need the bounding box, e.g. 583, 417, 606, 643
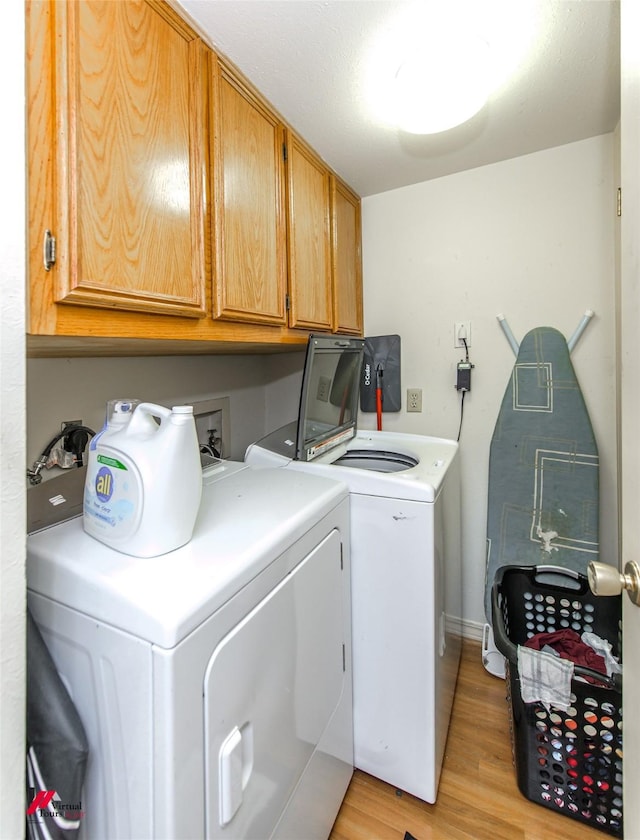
360, 334, 402, 413
26, 609, 89, 839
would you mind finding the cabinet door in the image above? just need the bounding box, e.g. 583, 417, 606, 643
211, 60, 288, 325
331, 178, 363, 335
32, 0, 207, 319
286, 132, 333, 331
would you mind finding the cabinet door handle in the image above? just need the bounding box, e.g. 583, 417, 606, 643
43, 230, 56, 271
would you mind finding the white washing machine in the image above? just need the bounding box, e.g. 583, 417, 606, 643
245, 335, 462, 804
26, 461, 353, 840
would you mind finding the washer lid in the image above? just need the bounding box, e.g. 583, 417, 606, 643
27, 466, 347, 649
296, 334, 365, 462
287, 430, 458, 502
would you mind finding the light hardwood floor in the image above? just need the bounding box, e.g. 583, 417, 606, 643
329, 640, 606, 840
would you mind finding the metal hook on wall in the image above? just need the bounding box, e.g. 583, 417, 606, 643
497, 309, 594, 356
496, 314, 520, 356
567, 309, 595, 352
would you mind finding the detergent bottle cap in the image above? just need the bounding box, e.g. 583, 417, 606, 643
106, 398, 140, 427
170, 405, 194, 424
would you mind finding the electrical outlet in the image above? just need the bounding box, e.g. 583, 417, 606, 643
316, 375, 331, 402
192, 397, 231, 460
454, 321, 472, 348
407, 388, 422, 413
61, 419, 82, 432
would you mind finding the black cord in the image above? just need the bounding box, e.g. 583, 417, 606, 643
65, 426, 95, 467
456, 337, 472, 441
39, 424, 96, 462
457, 390, 466, 442
39, 428, 74, 459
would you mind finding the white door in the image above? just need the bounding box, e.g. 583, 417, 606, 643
620, 2, 640, 835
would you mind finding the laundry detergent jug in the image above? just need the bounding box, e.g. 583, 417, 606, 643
83, 402, 202, 557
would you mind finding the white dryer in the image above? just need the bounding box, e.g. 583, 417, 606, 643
245, 335, 462, 804
27, 461, 353, 840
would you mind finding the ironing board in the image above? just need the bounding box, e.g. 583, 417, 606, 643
484, 326, 599, 623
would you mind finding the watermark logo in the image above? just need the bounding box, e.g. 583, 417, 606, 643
26, 789, 56, 815
26, 788, 85, 824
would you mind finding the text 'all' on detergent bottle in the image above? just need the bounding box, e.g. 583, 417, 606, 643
84, 398, 140, 493
83, 402, 203, 557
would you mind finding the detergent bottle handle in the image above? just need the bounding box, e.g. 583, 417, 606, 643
127, 402, 170, 436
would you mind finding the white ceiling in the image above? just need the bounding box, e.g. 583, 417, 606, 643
176, 0, 620, 198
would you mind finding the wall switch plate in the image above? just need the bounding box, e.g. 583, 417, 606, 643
454, 322, 471, 348
407, 388, 422, 412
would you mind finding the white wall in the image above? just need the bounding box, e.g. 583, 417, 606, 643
27, 353, 303, 469
264, 351, 306, 431
361, 135, 617, 630
0, 3, 26, 836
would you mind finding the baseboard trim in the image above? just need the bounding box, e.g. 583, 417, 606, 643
460, 618, 485, 642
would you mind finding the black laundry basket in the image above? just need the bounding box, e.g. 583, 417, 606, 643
491, 565, 623, 837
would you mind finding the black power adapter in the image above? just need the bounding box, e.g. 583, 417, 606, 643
62, 424, 95, 468
456, 361, 474, 392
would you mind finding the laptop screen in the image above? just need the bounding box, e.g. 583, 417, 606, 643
296, 335, 365, 462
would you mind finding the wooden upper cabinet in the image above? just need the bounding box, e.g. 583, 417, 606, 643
210, 58, 288, 325
331, 177, 363, 335
26, 0, 362, 352
29, 0, 208, 324
285, 131, 333, 331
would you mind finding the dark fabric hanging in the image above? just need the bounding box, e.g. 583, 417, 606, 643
26, 609, 89, 840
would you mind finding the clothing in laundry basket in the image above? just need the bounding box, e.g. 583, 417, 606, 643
524, 629, 606, 675
517, 645, 574, 711
582, 631, 622, 676
517, 628, 616, 711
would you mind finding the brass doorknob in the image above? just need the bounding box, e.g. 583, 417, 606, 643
588, 560, 640, 606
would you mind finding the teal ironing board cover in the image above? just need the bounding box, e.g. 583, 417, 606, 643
484, 326, 599, 621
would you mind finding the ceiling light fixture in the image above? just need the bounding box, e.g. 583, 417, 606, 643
365, 1, 539, 136
393, 30, 491, 134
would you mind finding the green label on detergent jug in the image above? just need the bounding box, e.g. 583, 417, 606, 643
96, 454, 128, 470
